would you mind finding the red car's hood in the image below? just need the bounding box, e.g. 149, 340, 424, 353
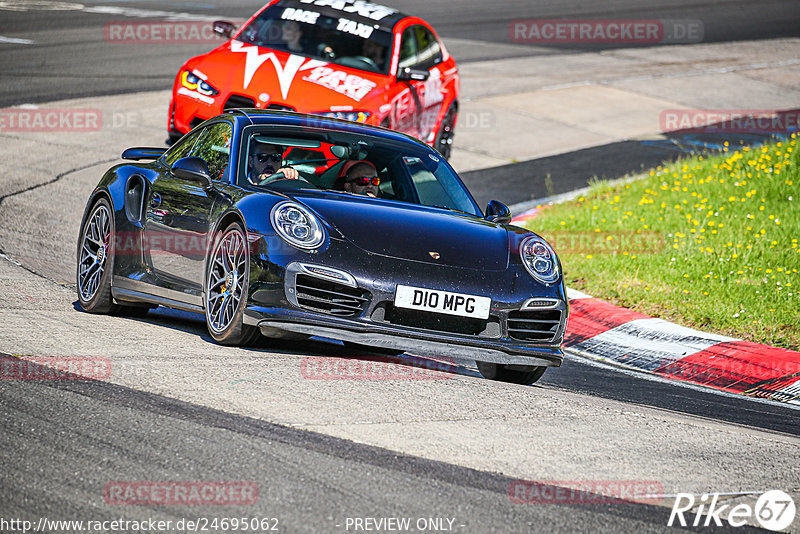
190, 40, 389, 110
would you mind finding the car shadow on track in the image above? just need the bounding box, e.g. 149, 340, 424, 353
73, 301, 481, 381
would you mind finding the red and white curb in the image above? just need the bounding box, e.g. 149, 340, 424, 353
563, 288, 800, 405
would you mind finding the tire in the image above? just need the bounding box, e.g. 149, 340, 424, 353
77, 198, 117, 314
342, 341, 404, 356
476, 361, 547, 385
434, 103, 457, 160
77, 198, 160, 317
204, 221, 261, 346
166, 130, 183, 146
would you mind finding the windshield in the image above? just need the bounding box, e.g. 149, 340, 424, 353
239, 128, 481, 216
237, 5, 394, 75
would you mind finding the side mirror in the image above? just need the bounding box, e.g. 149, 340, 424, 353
485, 200, 512, 225
397, 67, 430, 82
172, 157, 213, 190
213, 20, 236, 39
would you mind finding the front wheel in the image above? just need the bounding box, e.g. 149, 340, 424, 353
204, 222, 261, 346
477, 361, 546, 385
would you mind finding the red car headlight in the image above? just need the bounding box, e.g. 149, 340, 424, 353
180, 70, 219, 97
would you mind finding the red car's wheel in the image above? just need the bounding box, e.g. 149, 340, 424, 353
434, 103, 457, 160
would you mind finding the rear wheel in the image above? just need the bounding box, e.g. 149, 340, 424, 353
77, 198, 153, 316
77, 199, 115, 313
434, 103, 457, 160
204, 222, 261, 346
477, 361, 546, 385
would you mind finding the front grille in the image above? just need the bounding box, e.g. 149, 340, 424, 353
294, 274, 369, 317
507, 309, 562, 342
378, 303, 499, 337
223, 94, 256, 111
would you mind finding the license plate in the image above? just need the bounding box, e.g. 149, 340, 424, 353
394, 285, 491, 319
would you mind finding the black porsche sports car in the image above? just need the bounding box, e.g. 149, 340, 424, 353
77, 110, 567, 385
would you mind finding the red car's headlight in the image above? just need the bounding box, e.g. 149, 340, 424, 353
180, 70, 219, 97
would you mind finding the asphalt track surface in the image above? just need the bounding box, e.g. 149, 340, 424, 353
1, 0, 799, 107
1, 2, 800, 532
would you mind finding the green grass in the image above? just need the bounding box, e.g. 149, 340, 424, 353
524, 134, 800, 350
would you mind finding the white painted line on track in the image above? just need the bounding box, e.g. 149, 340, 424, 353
0, 2, 220, 21
82, 6, 219, 21
0, 35, 34, 44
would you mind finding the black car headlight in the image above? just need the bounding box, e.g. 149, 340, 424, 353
180, 70, 219, 96
270, 201, 325, 250
520, 235, 560, 284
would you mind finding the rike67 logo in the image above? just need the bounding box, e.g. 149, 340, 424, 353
668, 490, 796, 531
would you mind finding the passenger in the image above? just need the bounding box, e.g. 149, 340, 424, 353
336, 160, 381, 198
248, 142, 298, 184
282, 21, 305, 53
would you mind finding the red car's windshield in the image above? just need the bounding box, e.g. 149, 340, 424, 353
237, 5, 394, 75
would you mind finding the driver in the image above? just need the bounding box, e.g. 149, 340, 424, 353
248, 141, 298, 184
362, 39, 386, 71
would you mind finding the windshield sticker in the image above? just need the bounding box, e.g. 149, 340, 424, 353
336, 17, 374, 38
231, 41, 327, 99
298, 0, 396, 21
303, 66, 376, 101
281, 7, 320, 24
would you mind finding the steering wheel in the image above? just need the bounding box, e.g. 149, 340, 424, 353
257, 171, 285, 186
351, 55, 378, 72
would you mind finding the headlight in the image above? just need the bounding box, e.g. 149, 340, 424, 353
180, 70, 219, 96
270, 201, 326, 250
520, 235, 560, 284
312, 111, 370, 123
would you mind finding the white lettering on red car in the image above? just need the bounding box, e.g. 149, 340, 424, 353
298, 0, 396, 21
303, 66, 377, 102
230, 41, 327, 99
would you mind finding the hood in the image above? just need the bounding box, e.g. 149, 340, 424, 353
297, 193, 509, 271
192, 41, 389, 110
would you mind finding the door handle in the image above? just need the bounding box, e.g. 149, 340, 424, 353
150, 193, 162, 208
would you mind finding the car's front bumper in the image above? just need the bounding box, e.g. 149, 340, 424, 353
243, 305, 563, 367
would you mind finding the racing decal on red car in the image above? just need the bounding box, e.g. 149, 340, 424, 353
336, 17, 374, 38
298, 0, 396, 21
230, 41, 328, 99
302, 66, 376, 102
281, 7, 320, 24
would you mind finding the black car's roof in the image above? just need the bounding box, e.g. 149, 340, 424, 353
273, 0, 409, 32
229, 108, 431, 149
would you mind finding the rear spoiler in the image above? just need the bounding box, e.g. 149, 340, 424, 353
121, 147, 167, 160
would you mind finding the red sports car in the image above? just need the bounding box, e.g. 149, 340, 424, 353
168, 0, 460, 158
